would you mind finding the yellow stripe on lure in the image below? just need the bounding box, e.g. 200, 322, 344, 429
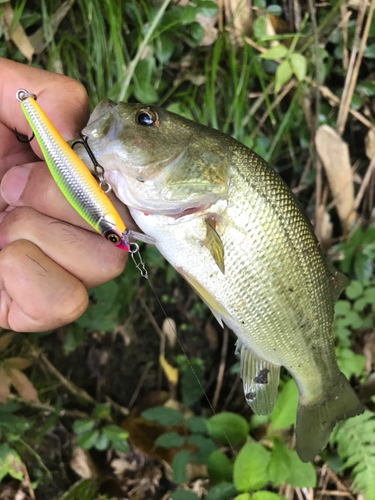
16, 89, 151, 252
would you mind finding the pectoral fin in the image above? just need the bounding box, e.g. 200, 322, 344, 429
236, 340, 280, 415
178, 268, 230, 328
204, 219, 225, 273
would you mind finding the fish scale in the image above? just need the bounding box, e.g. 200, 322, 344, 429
74, 100, 364, 462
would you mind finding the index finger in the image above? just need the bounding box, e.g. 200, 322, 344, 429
0, 58, 90, 157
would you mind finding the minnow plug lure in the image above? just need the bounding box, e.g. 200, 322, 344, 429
16, 89, 153, 252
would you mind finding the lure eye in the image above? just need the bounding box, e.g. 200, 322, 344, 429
106, 233, 120, 244
136, 108, 158, 126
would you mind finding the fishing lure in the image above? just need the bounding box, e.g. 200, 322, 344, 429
16, 89, 152, 252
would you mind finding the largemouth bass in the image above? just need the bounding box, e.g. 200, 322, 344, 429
76, 100, 364, 462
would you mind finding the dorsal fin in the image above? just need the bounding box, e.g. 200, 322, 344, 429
236, 340, 281, 415
326, 262, 351, 301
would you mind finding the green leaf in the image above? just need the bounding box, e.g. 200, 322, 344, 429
346, 281, 363, 300
234, 494, 250, 500
196, 0, 218, 17
206, 412, 249, 446
155, 432, 185, 448
290, 53, 307, 82
186, 416, 207, 434
0, 444, 23, 482
351, 93, 362, 111
102, 425, 129, 442
76, 281, 120, 331
253, 16, 267, 39
332, 412, 375, 498
284, 449, 317, 488
0, 402, 20, 414
134, 58, 159, 103
364, 43, 375, 59
73, 419, 95, 435
76, 430, 100, 450
207, 449, 233, 483
250, 414, 270, 429
342, 311, 363, 329
261, 45, 288, 60
190, 22, 204, 43
270, 379, 298, 429
93, 403, 111, 420
94, 432, 109, 451
205, 482, 237, 500
64, 324, 85, 355
252, 493, 284, 500
336, 348, 365, 378
275, 60, 293, 92
111, 439, 130, 453
181, 4, 197, 24
141, 407, 184, 426
354, 253, 373, 281
335, 300, 351, 316
233, 442, 271, 491
155, 35, 174, 64
268, 439, 292, 486
57, 478, 97, 500
188, 435, 217, 464
181, 361, 205, 407
171, 450, 190, 485
171, 491, 200, 500
364, 287, 375, 306
267, 5, 282, 16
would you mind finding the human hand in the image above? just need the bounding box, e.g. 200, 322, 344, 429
0, 58, 131, 332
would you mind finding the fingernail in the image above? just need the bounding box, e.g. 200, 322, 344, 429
1, 165, 32, 205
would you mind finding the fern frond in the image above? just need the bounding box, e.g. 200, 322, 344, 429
331, 411, 375, 500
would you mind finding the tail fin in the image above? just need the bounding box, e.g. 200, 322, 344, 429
295, 372, 364, 462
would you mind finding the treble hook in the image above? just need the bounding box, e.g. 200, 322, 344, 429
71, 133, 111, 193
14, 128, 34, 143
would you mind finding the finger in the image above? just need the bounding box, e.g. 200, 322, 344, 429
0, 207, 127, 289
0, 122, 39, 180
0, 239, 88, 332
0, 162, 139, 232
0, 58, 90, 157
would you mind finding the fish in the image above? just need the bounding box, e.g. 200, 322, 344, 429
74, 99, 364, 462
16, 89, 153, 251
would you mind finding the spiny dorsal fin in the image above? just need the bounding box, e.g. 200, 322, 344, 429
204, 217, 225, 273
326, 262, 351, 301
236, 340, 281, 415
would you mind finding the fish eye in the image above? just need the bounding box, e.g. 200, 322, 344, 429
106, 233, 120, 244
136, 108, 158, 126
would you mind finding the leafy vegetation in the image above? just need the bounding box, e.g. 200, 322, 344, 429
0, 0, 375, 499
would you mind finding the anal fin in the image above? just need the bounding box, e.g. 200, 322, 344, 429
236, 340, 281, 415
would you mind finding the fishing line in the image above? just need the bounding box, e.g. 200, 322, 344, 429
130, 245, 242, 462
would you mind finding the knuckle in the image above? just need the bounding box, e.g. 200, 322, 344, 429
57, 281, 88, 324
0, 207, 37, 241
0, 238, 32, 263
